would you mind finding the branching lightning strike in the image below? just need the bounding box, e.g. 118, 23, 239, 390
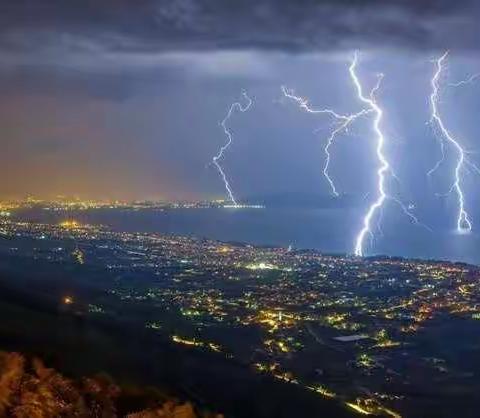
283, 52, 426, 256
428, 52, 475, 233
352, 53, 429, 256
448, 73, 480, 88
281, 86, 371, 197
212, 91, 252, 206
352, 54, 390, 257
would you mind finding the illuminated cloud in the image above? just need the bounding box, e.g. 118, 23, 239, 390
0, 0, 477, 58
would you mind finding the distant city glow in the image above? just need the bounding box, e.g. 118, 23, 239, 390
223, 204, 265, 209
245, 262, 277, 270
59, 220, 80, 229
1, 209, 476, 417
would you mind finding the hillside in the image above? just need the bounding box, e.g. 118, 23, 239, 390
0, 351, 221, 418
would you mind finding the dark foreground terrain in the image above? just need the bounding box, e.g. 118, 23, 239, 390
0, 253, 355, 417
0, 351, 215, 417
0, 219, 480, 417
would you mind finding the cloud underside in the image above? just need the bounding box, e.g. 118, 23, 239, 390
0, 0, 478, 54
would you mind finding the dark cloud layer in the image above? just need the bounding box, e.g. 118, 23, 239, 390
0, 0, 478, 54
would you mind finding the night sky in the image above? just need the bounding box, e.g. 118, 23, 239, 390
0, 0, 479, 217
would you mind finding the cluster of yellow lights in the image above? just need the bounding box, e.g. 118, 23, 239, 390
277, 341, 289, 353
346, 398, 402, 418
208, 342, 222, 353
254, 363, 278, 373
63, 296, 74, 305
322, 312, 363, 331
171, 335, 222, 354
72, 248, 85, 265
373, 340, 401, 348
272, 371, 298, 384
458, 284, 474, 295
59, 220, 80, 229
257, 310, 298, 333
346, 402, 372, 415
324, 313, 349, 325
371, 329, 400, 348
306, 385, 336, 399
255, 363, 401, 417
264, 339, 291, 353
357, 353, 376, 369
172, 335, 202, 347
400, 323, 420, 333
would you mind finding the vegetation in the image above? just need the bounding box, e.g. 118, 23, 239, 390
0, 351, 222, 418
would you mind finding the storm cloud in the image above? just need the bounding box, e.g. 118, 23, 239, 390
0, 0, 478, 55
0, 1, 478, 211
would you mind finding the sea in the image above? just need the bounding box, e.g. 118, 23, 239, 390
11, 207, 480, 266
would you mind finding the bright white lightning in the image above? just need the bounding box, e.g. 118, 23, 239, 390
212, 91, 252, 206
352, 53, 429, 256
428, 52, 472, 233
281, 86, 371, 197
448, 73, 480, 88
353, 53, 389, 257
283, 53, 426, 256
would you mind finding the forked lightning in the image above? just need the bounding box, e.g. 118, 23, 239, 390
212, 91, 252, 206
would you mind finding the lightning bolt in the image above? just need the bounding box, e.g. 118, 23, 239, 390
450, 70, 480, 180
353, 52, 429, 256
428, 52, 473, 233
352, 53, 390, 257
283, 52, 427, 256
281, 86, 371, 197
212, 91, 252, 206
448, 73, 480, 88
